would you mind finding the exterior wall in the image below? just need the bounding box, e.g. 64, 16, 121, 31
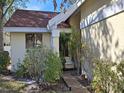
10, 33, 25, 70
69, 11, 80, 31
80, 0, 111, 21
10, 32, 52, 70
79, 0, 124, 80
82, 12, 124, 62
10, 31, 62, 71
80, 0, 124, 28
80, 0, 124, 62
3, 32, 10, 45
42, 33, 51, 48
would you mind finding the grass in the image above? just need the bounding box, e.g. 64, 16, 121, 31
0, 75, 71, 93
43, 91, 72, 93
0, 75, 26, 93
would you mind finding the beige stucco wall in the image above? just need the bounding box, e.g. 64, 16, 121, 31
69, 11, 81, 31
79, 0, 124, 80
80, 0, 115, 22
82, 12, 124, 62
80, 0, 124, 62
10, 32, 52, 70
42, 33, 51, 48
10, 33, 25, 70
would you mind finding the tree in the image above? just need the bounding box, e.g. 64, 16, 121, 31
69, 28, 81, 75
0, 0, 28, 51
52, 0, 77, 11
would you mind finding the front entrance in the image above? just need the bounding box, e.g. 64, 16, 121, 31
59, 33, 70, 57
59, 33, 74, 70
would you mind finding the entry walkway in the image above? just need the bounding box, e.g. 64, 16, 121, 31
63, 71, 90, 93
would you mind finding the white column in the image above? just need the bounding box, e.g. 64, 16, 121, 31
51, 29, 60, 56
42, 33, 51, 48
11, 32, 26, 71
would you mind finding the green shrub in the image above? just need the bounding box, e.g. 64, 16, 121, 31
15, 62, 29, 78
91, 58, 119, 93
44, 51, 62, 83
16, 45, 62, 84
0, 51, 10, 72
116, 61, 124, 93
117, 60, 124, 76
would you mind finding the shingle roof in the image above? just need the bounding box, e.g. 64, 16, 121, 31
5, 9, 70, 28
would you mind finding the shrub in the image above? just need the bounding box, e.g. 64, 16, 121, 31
117, 60, 124, 76
15, 61, 29, 78
116, 60, 124, 93
44, 51, 62, 83
91, 58, 119, 93
0, 51, 10, 72
16, 45, 62, 84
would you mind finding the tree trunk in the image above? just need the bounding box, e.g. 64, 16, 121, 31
76, 48, 81, 75
0, 6, 4, 52
0, 27, 3, 51
76, 30, 82, 75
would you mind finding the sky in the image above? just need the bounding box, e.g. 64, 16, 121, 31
25, 0, 62, 12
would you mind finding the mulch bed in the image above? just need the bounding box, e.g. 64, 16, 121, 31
0, 72, 70, 93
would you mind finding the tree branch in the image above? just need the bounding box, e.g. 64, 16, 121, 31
1, 0, 15, 19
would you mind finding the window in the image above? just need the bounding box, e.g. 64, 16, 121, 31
26, 33, 42, 48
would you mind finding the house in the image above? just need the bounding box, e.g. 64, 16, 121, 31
4, 0, 124, 80
48, 0, 124, 80
4, 10, 71, 70
2, 18, 11, 56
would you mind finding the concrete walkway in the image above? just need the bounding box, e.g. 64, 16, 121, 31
63, 71, 90, 93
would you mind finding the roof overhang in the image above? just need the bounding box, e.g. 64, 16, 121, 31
47, 0, 85, 29
4, 27, 49, 33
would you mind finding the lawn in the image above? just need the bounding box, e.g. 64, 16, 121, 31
0, 75, 71, 93
0, 75, 26, 93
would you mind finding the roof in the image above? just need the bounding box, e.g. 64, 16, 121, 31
5, 9, 70, 28
47, 0, 85, 29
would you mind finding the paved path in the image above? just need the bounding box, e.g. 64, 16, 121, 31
63, 72, 90, 93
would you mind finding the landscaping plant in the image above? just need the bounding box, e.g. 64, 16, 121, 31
116, 60, 124, 93
69, 28, 81, 75
16, 45, 62, 84
91, 58, 123, 93
0, 51, 10, 73
44, 50, 62, 83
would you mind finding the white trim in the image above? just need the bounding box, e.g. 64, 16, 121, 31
80, 0, 124, 29
4, 27, 49, 33
58, 28, 72, 33
52, 30, 60, 37
47, 0, 85, 30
